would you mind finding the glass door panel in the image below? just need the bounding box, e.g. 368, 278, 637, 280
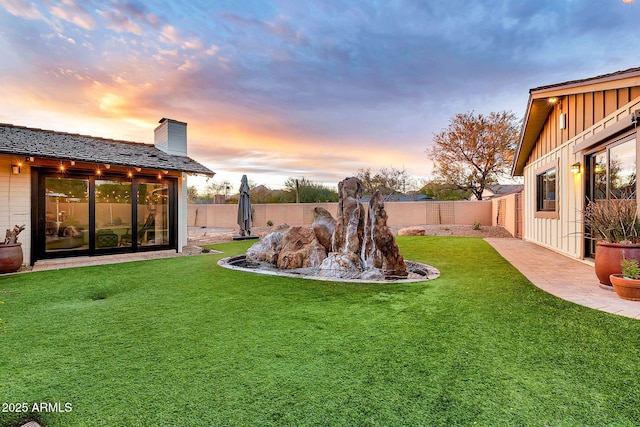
585, 138, 637, 257
609, 140, 636, 198
95, 180, 133, 248
137, 182, 169, 246
592, 151, 607, 201
45, 177, 89, 252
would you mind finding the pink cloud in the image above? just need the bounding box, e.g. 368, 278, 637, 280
50, 0, 96, 30
0, 0, 42, 19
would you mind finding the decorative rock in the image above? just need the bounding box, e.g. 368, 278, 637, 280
312, 207, 336, 252
239, 176, 417, 282
258, 223, 289, 238
246, 232, 283, 264
398, 226, 426, 236
333, 177, 365, 254
360, 268, 386, 281
362, 191, 407, 277
317, 252, 362, 278
277, 227, 327, 269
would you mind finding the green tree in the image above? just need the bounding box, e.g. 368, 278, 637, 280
283, 178, 338, 203
187, 186, 199, 203
355, 167, 415, 199
426, 111, 519, 200
420, 181, 470, 200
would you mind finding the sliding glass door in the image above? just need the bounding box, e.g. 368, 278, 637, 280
585, 135, 636, 257
36, 171, 176, 261
95, 180, 133, 249
45, 177, 89, 253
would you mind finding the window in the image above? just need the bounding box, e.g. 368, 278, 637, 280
45, 177, 89, 252
536, 167, 557, 212
37, 171, 176, 261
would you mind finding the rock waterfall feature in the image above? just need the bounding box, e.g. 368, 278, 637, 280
245, 177, 410, 280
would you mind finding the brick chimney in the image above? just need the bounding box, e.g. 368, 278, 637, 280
154, 118, 187, 156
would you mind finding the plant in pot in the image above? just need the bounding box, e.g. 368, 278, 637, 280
0, 224, 25, 274
609, 257, 640, 301
584, 197, 640, 287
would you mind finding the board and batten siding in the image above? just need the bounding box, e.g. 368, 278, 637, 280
0, 154, 32, 265
523, 97, 640, 259
527, 87, 640, 165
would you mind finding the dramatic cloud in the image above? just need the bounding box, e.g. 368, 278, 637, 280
0, 0, 638, 189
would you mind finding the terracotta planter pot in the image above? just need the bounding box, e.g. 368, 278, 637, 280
610, 274, 640, 301
0, 243, 23, 274
594, 242, 640, 286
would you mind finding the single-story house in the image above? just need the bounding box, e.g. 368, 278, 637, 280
0, 118, 214, 267
513, 67, 640, 260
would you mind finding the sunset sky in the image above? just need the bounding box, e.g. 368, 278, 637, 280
1, 0, 639, 191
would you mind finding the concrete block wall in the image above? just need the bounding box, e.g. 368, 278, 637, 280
187, 200, 495, 229
491, 193, 519, 238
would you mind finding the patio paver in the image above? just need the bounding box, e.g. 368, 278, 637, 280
31, 250, 184, 272
485, 238, 640, 320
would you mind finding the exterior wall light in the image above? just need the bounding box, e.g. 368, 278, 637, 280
570, 162, 581, 174
11, 163, 21, 174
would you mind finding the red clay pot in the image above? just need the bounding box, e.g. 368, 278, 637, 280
594, 242, 640, 286
0, 243, 23, 274
610, 274, 640, 301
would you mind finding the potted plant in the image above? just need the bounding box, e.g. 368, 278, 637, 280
0, 224, 25, 274
584, 197, 640, 287
609, 257, 640, 301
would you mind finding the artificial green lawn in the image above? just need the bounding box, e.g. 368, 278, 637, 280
1, 236, 640, 426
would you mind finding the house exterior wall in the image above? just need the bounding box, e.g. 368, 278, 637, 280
528, 87, 640, 163
522, 97, 640, 259
177, 173, 188, 252
0, 154, 32, 266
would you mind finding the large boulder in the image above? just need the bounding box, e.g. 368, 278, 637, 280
312, 207, 336, 252
333, 177, 365, 254
362, 191, 407, 277
246, 231, 284, 264
277, 226, 327, 269
258, 223, 289, 238
317, 252, 363, 279
398, 226, 426, 236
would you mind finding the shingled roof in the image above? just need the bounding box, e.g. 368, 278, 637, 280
0, 123, 214, 176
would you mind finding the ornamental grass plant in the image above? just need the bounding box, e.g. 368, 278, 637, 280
584, 197, 640, 243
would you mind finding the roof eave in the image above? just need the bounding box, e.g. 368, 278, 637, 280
512, 95, 554, 176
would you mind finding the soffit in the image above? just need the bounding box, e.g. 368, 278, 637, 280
512, 67, 640, 176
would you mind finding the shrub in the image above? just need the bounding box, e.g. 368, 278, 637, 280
584, 197, 640, 243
